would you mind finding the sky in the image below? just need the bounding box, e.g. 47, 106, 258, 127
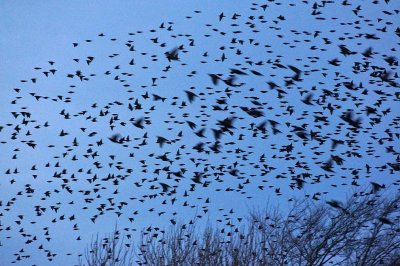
1, 1, 399, 265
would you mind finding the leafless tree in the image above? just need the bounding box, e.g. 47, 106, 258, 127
79, 188, 400, 265
77, 224, 134, 266
135, 188, 400, 266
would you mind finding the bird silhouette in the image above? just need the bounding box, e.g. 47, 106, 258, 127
1, 1, 399, 264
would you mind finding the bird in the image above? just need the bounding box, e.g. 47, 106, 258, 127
159, 182, 171, 193
1, 1, 399, 264
165, 47, 180, 62
184, 90, 198, 103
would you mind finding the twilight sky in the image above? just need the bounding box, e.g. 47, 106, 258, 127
1, 1, 399, 265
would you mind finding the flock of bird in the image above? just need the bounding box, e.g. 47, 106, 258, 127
1, 0, 399, 265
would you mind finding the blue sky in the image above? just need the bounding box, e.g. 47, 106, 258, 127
1, 1, 399, 265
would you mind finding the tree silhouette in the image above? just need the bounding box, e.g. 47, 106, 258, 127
77, 225, 134, 266
78, 188, 400, 266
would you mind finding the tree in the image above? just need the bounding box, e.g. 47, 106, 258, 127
77, 225, 134, 266
79, 188, 400, 266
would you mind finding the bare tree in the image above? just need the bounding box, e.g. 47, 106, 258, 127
79, 188, 400, 265
77, 224, 134, 266
135, 189, 400, 266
